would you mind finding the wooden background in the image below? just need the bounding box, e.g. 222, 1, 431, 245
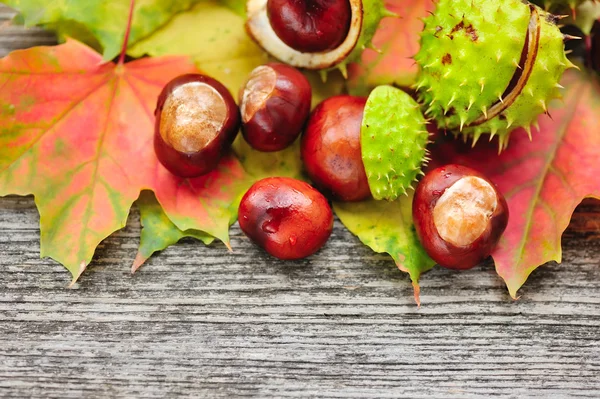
1, 5, 600, 398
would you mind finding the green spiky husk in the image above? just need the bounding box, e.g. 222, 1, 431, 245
415, 0, 571, 149
361, 86, 429, 201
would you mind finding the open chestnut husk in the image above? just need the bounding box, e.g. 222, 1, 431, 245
239, 63, 312, 152
245, 0, 367, 70
154, 74, 240, 178
413, 164, 509, 270
301, 95, 371, 202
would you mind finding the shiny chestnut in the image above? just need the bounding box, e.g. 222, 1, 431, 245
154, 74, 240, 178
301, 95, 371, 202
238, 177, 333, 260
240, 63, 312, 152
266, 0, 352, 53
413, 164, 509, 270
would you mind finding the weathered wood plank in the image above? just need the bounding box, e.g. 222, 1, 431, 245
1, 195, 600, 398
1, 5, 600, 398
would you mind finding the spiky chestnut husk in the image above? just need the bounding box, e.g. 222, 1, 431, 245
415, 0, 575, 150
361, 86, 429, 201
245, 0, 390, 76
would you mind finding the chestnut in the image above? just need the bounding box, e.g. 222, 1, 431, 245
238, 177, 333, 260
266, 0, 352, 53
413, 164, 509, 270
239, 63, 312, 152
154, 74, 240, 178
301, 95, 371, 202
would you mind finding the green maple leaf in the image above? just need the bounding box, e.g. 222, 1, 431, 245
4, 0, 202, 60
233, 138, 305, 182
129, 1, 347, 97
129, 0, 269, 96
133, 191, 215, 273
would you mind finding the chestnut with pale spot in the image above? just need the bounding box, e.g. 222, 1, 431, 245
413, 164, 509, 270
238, 177, 333, 260
154, 74, 240, 178
240, 63, 312, 152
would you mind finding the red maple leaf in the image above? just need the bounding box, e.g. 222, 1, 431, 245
348, 0, 435, 93
429, 70, 600, 298
0, 38, 248, 283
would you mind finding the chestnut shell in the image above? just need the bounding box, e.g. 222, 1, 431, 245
413, 164, 509, 270
301, 95, 371, 202
154, 74, 240, 178
238, 177, 334, 260
240, 63, 312, 152
245, 0, 364, 70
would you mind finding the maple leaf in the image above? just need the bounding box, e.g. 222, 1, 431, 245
129, 1, 269, 96
219, 0, 247, 17
348, 0, 435, 94
429, 70, 600, 298
5, 0, 201, 60
0, 39, 249, 282
133, 191, 214, 273
233, 138, 305, 182
334, 196, 435, 306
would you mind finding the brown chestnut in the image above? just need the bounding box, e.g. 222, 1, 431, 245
413, 164, 509, 270
238, 177, 333, 260
301, 95, 371, 202
266, 0, 352, 53
154, 74, 240, 178
239, 63, 312, 152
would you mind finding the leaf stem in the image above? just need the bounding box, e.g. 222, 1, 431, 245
118, 0, 136, 65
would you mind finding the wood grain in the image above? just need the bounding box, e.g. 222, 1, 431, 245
1, 6, 600, 398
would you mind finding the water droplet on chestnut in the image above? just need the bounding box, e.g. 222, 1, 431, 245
239, 177, 333, 260
301, 95, 371, 202
266, 0, 352, 53
239, 63, 311, 152
412, 164, 509, 270
154, 74, 240, 178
